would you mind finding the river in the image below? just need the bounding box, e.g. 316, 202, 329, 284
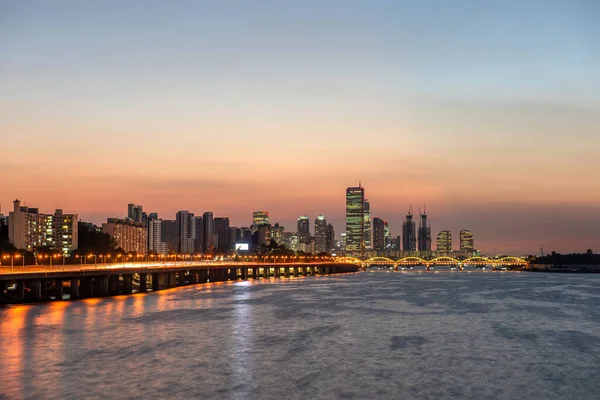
1, 271, 599, 399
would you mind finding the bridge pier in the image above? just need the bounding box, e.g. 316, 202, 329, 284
108, 276, 118, 296
80, 277, 93, 298
15, 280, 25, 301
263, 267, 269, 279
30, 280, 42, 302
122, 274, 133, 294
188, 271, 197, 284
139, 273, 148, 292
240, 267, 247, 280
53, 279, 63, 300
69, 278, 79, 299
93, 276, 109, 297
251, 268, 257, 280
229, 268, 237, 281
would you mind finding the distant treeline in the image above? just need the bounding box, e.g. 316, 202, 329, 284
530, 251, 600, 265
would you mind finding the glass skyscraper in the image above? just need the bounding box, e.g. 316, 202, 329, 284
345, 184, 364, 254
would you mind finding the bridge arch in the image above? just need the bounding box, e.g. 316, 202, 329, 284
495, 256, 527, 265
461, 256, 494, 265
428, 257, 461, 265
363, 257, 396, 264
396, 257, 429, 265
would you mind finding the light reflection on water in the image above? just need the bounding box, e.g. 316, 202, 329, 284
1, 273, 600, 399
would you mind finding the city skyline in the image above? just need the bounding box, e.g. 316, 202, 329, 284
2, 1, 599, 255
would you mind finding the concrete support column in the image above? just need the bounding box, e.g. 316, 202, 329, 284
169, 272, 177, 287
54, 280, 63, 300
152, 273, 160, 291
240, 268, 247, 280
199, 269, 208, 283
70, 278, 79, 300
0, 280, 7, 295
229, 268, 237, 281
264, 267, 270, 279
293, 267, 299, 277
176, 271, 185, 286
108, 276, 118, 295
188, 271, 197, 284
30, 280, 42, 302
122, 275, 133, 294
16, 280, 25, 300
80, 277, 93, 298
302, 266, 307, 276
139, 273, 148, 292
93, 276, 109, 297
274, 267, 280, 278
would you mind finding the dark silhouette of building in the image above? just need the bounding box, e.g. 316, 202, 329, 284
402, 207, 416, 255
314, 215, 327, 253
326, 223, 335, 253
437, 230, 452, 256
214, 217, 230, 252
345, 184, 365, 253
373, 217, 385, 252
297, 216, 310, 244
417, 208, 431, 257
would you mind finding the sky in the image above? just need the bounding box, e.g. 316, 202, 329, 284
1, 0, 599, 255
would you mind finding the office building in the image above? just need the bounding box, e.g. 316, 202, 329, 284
363, 200, 371, 249
257, 224, 271, 246
161, 220, 178, 253
194, 216, 204, 253
8, 199, 78, 254
283, 232, 299, 251
345, 184, 365, 253
437, 230, 452, 256
326, 223, 335, 253
271, 223, 285, 246
252, 211, 269, 229
460, 230, 474, 255
102, 218, 148, 254
314, 215, 327, 253
402, 208, 417, 255
297, 216, 310, 244
373, 217, 385, 252
127, 204, 143, 224
418, 209, 432, 257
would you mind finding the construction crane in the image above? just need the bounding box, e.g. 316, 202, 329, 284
540, 245, 544, 257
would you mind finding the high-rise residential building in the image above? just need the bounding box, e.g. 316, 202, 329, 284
229, 227, 241, 247
326, 223, 335, 253
460, 230, 474, 255
297, 216, 310, 244
252, 211, 269, 229
194, 216, 204, 253
102, 218, 148, 254
8, 200, 78, 254
176, 211, 196, 254
214, 217, 230, 252
402, 208, 417, 255
203, 212, 215, 253
363, 200, 372, 249
345, 184, 365, 254
127, 204, 143, 224
161, 220, 178, 253
271, 223, 285, 246
373, 217, 385, 252
283, 232, 299, 251
418, 209, 432, 257
257, 224, 271, 246
314, 215, 327, 253
149, 219, 168, 254
437, 230, 452, 256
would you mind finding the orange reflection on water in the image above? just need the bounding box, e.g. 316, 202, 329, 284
0, 305, 29, 399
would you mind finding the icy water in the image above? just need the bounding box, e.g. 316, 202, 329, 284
1, 271, 600, 399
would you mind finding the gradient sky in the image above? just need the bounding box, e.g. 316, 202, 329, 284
1, 0, 599, 255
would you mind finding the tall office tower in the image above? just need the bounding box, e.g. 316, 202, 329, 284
229, 227, 241, 248
283, 232, 299, 251
314, 215, 327, 253
460, 230, 474, 255
402, 207, 417, 254
383, 221, 391, 250
363, 200, 372, 249
252, 211, 269, 229
176, 211, 196, 254
149, 219, 167, 254
297, 216, 310, 244
393, 236, 401, 251
194, 216, 204, 253
437, 230, 452, 256
161, 220, 177, 253
340, 232, 348, 251
203, 212, 215, 253
8, 200, 78, 254
214, 217, 230, 252
127, 204, 143, 223
326, 223, 335, 253
372, 217, 385, 252
271, 223, 285, 246
417, 209, 432, 257
345, 184, 365, 253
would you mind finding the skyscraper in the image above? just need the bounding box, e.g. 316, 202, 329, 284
402, 208, 416, 255
314, 215, 327, 253
297, 216, 310, 244
271, 223, 285, 246
161, 220, 178, 253
214, 217, 230, 252
437, 230, 452, 256
252, 211, 269, 228
363, 200, 372, 249
176, 210, 196, 254
326, 223, 335, 253
345, 184, 364, 254
149, 219, 167, 254
203, 212, 215, 253
460, 230, 474, 255
373, 217, 385, 252
418, 209, 432, 257
194, 216, 204, 253
127, 203, 143, 223
383, 221, 391, 252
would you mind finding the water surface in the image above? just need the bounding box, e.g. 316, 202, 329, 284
1, 271, 600, 399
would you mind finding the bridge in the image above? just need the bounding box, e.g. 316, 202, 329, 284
339, 256, 528, 271
0, 261, 359, 304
